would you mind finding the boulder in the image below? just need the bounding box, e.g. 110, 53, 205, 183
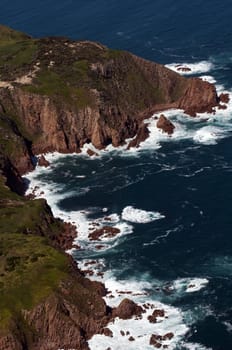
150, 334, 162, 348
112, 298, 143, 320
148, 309, 165, 323
102, 328, 113, 337
157, 115, 175, 135
219, 93, 230, 104
38, 155, 50, 167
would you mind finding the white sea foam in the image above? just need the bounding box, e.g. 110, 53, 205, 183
121, 206, 165, 223
223, 321, 232, 333
88, 273, 189, 350
193, 126, 225, 145
25, 165, 134, 252
89, 300, 188, 350
24, 157, 212, 348
200, 75, 217, 84
173, 278, 209, 293
182, 342, 213, 350
166, 61, 214, 75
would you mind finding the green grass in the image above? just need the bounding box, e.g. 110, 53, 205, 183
24, 69, 94, 108
0, 40, 38, 80
104, 48, 122, 60
24, 70, 69, 96
0, 25, 29, 43
0, 115, 28, 160
0, 176, 20, 201
0, 233, 68, 332
72, 59, 89, 79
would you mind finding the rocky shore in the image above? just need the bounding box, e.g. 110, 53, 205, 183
0, 24, 229, 349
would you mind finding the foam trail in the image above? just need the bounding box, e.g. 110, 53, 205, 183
166, 61, 214, 75
173, 278, 209, 293
193, 126, 225, 145
122, 206, 165, 223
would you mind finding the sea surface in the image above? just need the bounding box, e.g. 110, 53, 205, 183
2, 1, 232, 349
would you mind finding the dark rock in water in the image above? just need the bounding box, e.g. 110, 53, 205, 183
127, 124, 150, 148
177, 66, 191, 72
218, 104, 227, 110
148, 309, 165, 323
89, 226, 120, 241
150, 334, 162, 348
112, 298, 143, 320
128, 336, 135, 341
38, 155, 50, 167
102, 328, 113, 337
162, 332, 174, 340
157, 114, 175, 135
87, 148, 98, 157
219, 93, 230, 104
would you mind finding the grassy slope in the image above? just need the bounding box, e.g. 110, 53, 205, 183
0, 28, 73, 333
0, 176, 70, 333
0, 24, 176, 112
0, 25, 188, 339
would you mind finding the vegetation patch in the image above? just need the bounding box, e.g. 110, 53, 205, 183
0, 25, 29, 43
0, 233, 68, 332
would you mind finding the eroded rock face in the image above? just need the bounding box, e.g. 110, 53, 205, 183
20, 265, 109, 350
178, 78, 219, 116
0, 39, 221, 156
127, 124, 150, 148
156, 114, 175, 135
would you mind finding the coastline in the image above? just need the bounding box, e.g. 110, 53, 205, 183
23, 139, 211, 350
0, 23, 230, 348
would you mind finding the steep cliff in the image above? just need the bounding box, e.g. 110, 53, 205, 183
0, 24, 224, 349
0, 25, 220, 155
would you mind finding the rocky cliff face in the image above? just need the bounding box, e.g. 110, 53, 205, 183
0, 25, 224, 350
0, 29, 221, 157
0, 261, 110, 350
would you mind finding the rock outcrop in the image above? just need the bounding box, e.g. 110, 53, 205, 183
157, 114, 175, 134
0, 25, 227, 350
112, 298, 143, 320
0, 27, 223, 156
178, 78, 219, 116
38, 155, 50, 167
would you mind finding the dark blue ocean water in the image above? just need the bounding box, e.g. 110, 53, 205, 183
3, 1, 232, 349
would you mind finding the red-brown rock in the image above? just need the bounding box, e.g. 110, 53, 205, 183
127, 124, 150, 148
219, 93, 230, 104
102, 328, 113, 337
178, 78, 219, 116
177, 66, 191, 72
38, 155, 50, 167
148, 309, 165, 323
157, 115, 175, 135
112, 298, 143, 320
87, 148, 98, 157
162, 332, 174, 340
150, 334, 162, 348
89, 226, 120, 241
